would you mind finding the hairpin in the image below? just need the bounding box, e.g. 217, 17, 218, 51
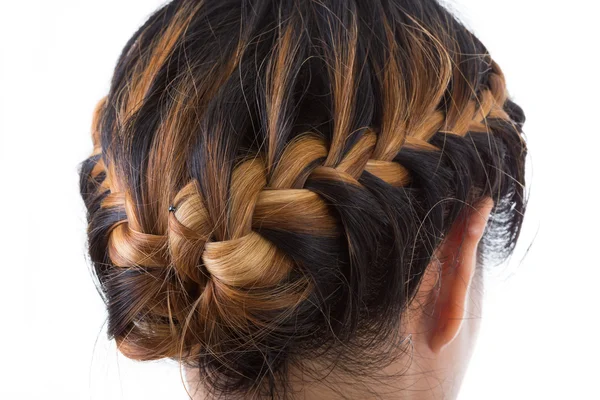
168, 205, 177, 212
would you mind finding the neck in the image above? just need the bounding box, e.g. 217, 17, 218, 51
184, 339, 464, 400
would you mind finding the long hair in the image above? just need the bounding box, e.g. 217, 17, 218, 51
79, 0, 526, 397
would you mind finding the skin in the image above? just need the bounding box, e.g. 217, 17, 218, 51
186, 198, 494, 399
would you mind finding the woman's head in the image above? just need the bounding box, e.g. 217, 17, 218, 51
79, 0, 526, 398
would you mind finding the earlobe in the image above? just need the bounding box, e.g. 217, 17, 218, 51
428, 198, 494, 354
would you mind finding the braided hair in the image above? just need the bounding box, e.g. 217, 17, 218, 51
79, 0, 526, 397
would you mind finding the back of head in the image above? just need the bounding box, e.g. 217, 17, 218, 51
80, 0, 526, 397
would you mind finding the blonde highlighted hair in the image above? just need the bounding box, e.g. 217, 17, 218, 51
80, 0, 526, 397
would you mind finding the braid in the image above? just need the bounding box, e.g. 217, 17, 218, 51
79, 0, 526, 397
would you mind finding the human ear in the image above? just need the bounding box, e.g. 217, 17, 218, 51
427, 197, 494, 354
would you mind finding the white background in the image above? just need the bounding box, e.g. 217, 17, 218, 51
0, 0, 598, 399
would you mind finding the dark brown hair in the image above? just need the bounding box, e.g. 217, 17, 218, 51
79, 0, 526, 397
